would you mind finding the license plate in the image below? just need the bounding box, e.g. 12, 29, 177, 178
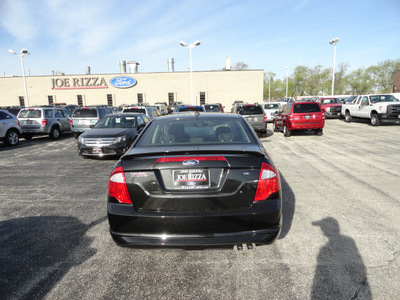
173, 169, 210, 189
79, 120, 91, 125
93, 148, 102, 153
246, 117, 253, 121
304, 115, 311, 119
26, 120, 32, 124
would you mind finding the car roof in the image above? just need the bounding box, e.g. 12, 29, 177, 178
152, 112, 241, 121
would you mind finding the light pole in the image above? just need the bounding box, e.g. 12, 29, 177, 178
285, 66, 289, 98
8, 48, 30, 107
180, 40, 201, 105
268, 74, 271, 102
330, 37, 339, 96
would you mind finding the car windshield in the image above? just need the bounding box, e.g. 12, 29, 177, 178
73, 109, 97, 118
124, 108, 146, 113
204, 105, 221, 112
238, 105, 263, 115
264, 104, 280, 110
369, 95, 399, 103
95, 115, 136, 128
293, 103, 321, 113
136, 117, 252, 146
18, 109, 42, 118
322, 98, 340, 104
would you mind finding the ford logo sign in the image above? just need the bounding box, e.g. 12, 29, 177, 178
109, 76, 137, 89
187, 182, 197, 186
182, 159, 199, 166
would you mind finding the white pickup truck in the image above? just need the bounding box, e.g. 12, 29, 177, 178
341, 94, 400, 126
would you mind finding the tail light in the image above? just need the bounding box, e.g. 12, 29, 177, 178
108, 166, 132, 204
254, 163, 280, 201
263, 114, 267, 122
18, 120, 20, 126
70, 119, 73, 125
42, 119, 48, 125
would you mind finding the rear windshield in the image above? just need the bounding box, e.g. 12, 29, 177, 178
18, 109, 47, 118
124, 108, 146, 114
136, 118, 252, 146
293, 103, 321, 113
204, 105, 221, 112
238, 106, 263, 115
264, 104, 280, 110
73, 109, 98, 118
178, 107, 204, 112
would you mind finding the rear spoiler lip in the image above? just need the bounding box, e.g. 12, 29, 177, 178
121, 149, 265, 160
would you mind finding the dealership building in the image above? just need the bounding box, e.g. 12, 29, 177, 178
0, 59, 264, 110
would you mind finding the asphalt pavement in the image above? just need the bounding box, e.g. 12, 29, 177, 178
0, 118, 399, 299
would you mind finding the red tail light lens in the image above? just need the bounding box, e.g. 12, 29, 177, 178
42, 119, 48, 125
108, 166, 132, 204
254, 163, 280, 201
70, 119, 73, 125
263, 115, 267, 122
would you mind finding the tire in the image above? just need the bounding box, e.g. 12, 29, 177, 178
315, 129, 323, 136
272, 121, 278, 132
344, 111, 352, 123
4, 129, 19, 146
22, 134, 33, 140
283, 124, 291, 137
49, 126, 60, 139
370, 113, 381, 126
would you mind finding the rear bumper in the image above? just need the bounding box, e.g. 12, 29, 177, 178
289, 122, 324, 130
108, 199, 282, 247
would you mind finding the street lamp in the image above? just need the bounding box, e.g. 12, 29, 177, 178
8, 48, 30, 107
329, 37, 339, 96
285, 66, 289, 98
180, 40, 201, 105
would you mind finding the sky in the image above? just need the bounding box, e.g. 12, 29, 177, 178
1, 0, 400, 80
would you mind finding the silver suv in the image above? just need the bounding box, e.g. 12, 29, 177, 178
17, 107, 72, 140
236, 103, 267, 137
71, 106, 113, 138
0, 109, 21, 146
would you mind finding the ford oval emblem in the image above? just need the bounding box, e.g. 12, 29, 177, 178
187, 182, 197, 186
109, 76, 137, 89
182, 159, 199, 166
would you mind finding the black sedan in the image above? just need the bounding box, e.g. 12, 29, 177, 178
107, 113, 282, 249
78, 113, 149, 158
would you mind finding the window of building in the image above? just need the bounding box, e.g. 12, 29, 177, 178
137, 93, 143, 103
77, 95, 83, 106
168, 92, 174, 105
200, 92, 206, 105
48, 95, 54, 105
19, 96, 25, 107
107, 94, 113, 106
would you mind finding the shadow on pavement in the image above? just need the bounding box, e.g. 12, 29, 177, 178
311, 217, 372, 299
0, 215, 106, 300
279, 173, 295, 239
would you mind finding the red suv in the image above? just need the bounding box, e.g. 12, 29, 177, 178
273, 102, 325, 137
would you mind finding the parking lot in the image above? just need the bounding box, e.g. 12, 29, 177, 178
1, 118, 399, 300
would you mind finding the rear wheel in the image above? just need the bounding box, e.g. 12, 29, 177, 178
315, 129, 323, 136
49, 126, 60, 139
4, 129, 19, 146
283, 124, 291, 137
370, 113, 381, 126
344, 111, 352, 123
